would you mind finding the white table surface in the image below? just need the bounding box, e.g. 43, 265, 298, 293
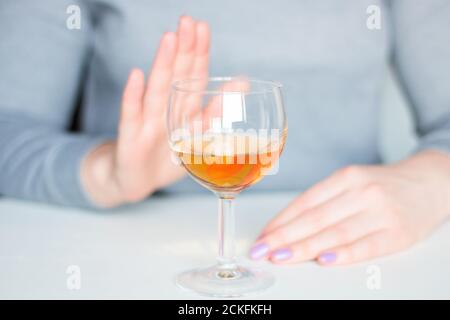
1, 191, 449, 299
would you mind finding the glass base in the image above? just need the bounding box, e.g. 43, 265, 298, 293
176, 264, 275, 298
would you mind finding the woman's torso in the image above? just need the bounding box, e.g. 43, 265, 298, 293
81, 0, 390, 193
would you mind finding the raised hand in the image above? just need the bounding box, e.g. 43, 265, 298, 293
82, 16, 210, 207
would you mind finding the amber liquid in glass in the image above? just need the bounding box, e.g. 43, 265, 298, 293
172, 132, 286, 193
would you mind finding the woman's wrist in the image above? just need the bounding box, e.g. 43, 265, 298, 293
81, 141, 126, 208
396, 150, 450, 180
395, 149, 450, 219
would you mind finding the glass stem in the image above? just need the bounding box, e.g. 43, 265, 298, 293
217, 196, 237, 272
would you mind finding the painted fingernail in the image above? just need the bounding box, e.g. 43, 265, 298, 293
318, 252, 337, 264
249, 243, 269, 260
271, 248, 293, 262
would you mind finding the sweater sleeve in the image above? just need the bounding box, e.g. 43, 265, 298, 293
390, 0, 450, 155
0, 0, 105, 208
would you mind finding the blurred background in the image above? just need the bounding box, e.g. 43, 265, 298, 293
379, 68, 416, 163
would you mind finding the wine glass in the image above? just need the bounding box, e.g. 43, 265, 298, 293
167, 77, 287, 297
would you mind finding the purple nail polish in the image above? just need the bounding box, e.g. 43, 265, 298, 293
250, 243, 269, 260
319, 252, 337, 264
271, 248, 292, 261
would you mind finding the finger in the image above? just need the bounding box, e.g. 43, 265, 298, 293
317, 231, 394, 266
119, 68, 145, 141
144, 32, 178, 120
173, 16, 197, 81
201, 77, 250, 130
191, 21, 210, 79
261, 165, 373, 235
268, 211, 385, 264
249, 190, 364, 260
181, 21, 211, 121
180, 77, 250, 133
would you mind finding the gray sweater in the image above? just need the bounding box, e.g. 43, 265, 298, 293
0, 0, 449, 208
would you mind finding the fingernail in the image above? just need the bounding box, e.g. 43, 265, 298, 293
318, 252, 337, 264
271, 248, 293, 262
249, 243, 269, 260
